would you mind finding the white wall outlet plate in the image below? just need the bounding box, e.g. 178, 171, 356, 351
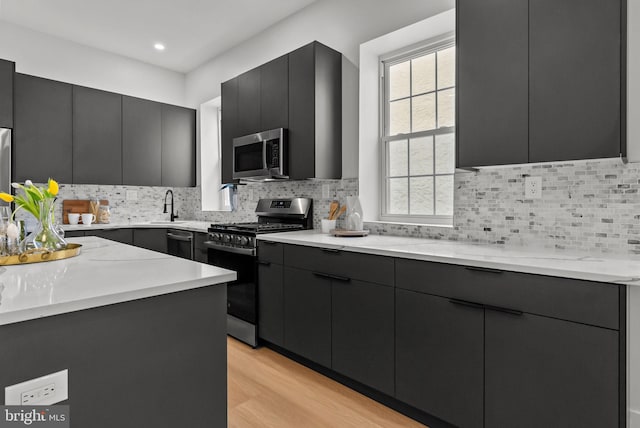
524, 176, 542, 199
5, 369, 69, 405
322, 184, 331, 199
126, 190, 138, 201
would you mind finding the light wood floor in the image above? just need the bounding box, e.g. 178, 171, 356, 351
227, 337, 427, 428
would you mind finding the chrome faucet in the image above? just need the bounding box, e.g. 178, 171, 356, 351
163, 189, 178, 222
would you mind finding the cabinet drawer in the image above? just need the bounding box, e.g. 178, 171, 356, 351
396, 259, 620, 330
258, 241, 284, 264
284, 244, 394, 286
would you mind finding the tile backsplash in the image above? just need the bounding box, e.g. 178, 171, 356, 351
26, 157, 640, 256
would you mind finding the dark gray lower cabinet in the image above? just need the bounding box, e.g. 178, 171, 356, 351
63, 230, 85, 238
193, 232, 209, 263
91, 229, 133, 245
485, 311, 619, 428
283, 267, 331, 367
396, 289, 484, 428
332, 279, 394, 396
258, 262, 284, 346
133, 228, 168, 253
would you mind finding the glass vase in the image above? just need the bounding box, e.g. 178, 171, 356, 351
345, 196, 364, 231
21, 198, 67, 252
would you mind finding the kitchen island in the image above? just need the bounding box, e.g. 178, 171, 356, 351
0, 236, 235, 428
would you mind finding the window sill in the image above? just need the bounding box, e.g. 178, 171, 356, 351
366, 220, 453, 229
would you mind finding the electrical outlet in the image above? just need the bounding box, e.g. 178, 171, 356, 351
524, 176, 542, 199
5, 369, 68, 406
126, 190, 138, 201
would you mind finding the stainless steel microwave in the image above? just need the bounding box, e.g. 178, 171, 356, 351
232, 128, 287, 180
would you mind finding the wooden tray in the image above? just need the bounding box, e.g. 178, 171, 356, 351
0, 243, 82, 266
62, 199, 108, 224
331, 229, 370, 237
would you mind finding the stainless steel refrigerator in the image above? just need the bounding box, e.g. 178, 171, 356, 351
0, 128, 11, 207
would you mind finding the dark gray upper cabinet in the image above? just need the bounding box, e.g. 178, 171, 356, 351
0, 59, 14, 128
485, 311, 619, 428
123, 96, 162, 186
456, 0, 528, 167
221, 77, 239, 184
161, 104, 196, 187
529, 0, 622, 162
73, 86, 122, 184
14, 74, 73, 183
288, 41, 342, 180
237, 67, 261, 136
260, 55, 288, 131
396, 289, 484, 428
456, 0, 624, 167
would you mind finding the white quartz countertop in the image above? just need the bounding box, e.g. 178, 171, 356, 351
0, 236, 236, 326
258, 230, 640, 286
62, 220, 211, 233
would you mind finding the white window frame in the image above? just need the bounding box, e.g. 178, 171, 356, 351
378, 34, 455, 225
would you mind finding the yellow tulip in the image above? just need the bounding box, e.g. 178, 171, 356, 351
48, 178, 59, 196
0, 192, 14, 203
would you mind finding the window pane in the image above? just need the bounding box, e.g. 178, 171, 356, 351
389, 61, 410, 101
389, 99, 410, 135
437, 88, 455, 128
412, 53, 435, 95
412, 93, 435, 132
435, 175, 454, 216
435, 133, 455, 174
409, 136, 433, 176
388, 140, 408, 176
388, 178, 408, 214
410, 177, 434, 215
437, 46, 455, 88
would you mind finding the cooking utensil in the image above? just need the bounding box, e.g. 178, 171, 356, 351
328, 201, 339, 220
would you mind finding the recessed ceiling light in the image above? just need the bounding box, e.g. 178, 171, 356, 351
154, 43, 165, 51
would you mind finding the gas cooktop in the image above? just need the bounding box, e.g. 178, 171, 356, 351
209, 222, 304, 234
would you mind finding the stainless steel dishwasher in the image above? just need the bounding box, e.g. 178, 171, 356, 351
167, 229, 194, 260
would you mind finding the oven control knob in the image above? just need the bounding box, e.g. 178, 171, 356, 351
238, 236, 249, 246
222, 234, 231, 243
211, 233, 220, 241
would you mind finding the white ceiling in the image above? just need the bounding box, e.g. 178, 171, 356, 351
0, 0, 318, 73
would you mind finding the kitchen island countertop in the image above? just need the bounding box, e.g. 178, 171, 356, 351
0, 236, 236, 326
258, 230, 640, 286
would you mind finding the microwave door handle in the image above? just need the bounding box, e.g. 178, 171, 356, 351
262, 141, 268, 171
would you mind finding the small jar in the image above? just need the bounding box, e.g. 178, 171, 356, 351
98, 205, 111, 224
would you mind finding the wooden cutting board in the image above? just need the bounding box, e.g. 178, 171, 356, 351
62, 199, 108, 224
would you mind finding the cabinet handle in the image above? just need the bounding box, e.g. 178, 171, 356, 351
484, 303, 523, 317
313, 272, 351, 282
321, 248, 341, 254
449, 299, 485, 311
257, 261, 271, 266
464, 266, 504, 274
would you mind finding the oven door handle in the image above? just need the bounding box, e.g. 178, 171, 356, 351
203, 241, 256, 257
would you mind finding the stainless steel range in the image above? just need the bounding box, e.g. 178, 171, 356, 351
205, 198, 312, 347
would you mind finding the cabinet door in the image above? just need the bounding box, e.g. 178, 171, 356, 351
123, 96, 162, 186
258, 262, 284, 346
0, 59, 14, 128
237, 67, 261, 136
133, 228, 168, 253
529, 0, 621, 162
396, 289, 484, 428
456, 0, 528, 167
485, 311, 619, 428
14, 74, 73, 183
332, 279, 394, 396
260, 56, 288, 131
64, 230, 85, 238
91, 228, 133, 245
193, 232, 209, 263
221, 78, 238, 184
288, 43, 316, 179
283, 267, 331, 367
161, 104, 195, 187
73, 86, 122, 184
